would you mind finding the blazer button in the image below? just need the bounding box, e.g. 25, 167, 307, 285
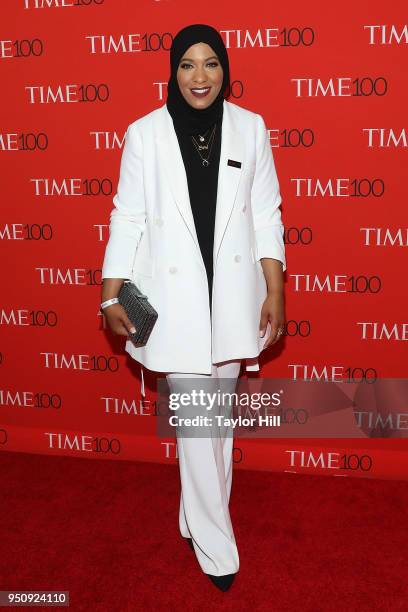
169, 266, 177, 274
234, 254, 241, 263
242, 205, 247, 212
155, 217, 164, 227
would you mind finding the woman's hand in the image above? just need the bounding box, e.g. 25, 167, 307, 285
101, 278, 136, 337
259, 291, 285, 349
258, 257, 285, 348
103, 303, 136, 337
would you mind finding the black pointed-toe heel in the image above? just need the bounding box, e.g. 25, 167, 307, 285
206, 572, 236, 592
186, 537, 194, 551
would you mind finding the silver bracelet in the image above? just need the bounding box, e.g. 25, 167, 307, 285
100, 297, 119, 310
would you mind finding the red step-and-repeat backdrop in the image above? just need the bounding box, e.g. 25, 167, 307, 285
1, 0, 407, 480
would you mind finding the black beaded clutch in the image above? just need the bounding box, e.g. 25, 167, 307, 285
118, 280, 158, 347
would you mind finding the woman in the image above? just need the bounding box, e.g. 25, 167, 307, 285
100, 24, 286, 591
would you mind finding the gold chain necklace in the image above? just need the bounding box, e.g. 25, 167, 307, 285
191, 124, 217, 167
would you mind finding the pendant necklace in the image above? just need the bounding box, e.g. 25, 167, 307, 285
191, 123, 217, 167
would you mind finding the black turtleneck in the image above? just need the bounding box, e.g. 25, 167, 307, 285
173, 119, 222, 314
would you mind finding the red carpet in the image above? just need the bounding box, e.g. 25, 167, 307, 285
1, 451, 407, 611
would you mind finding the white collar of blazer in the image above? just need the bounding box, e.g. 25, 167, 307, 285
154, 99, 244, 269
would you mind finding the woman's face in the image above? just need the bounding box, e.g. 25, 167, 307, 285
176, 42, 224, 110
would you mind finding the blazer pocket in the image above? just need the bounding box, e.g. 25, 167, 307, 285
244, 162, 256, 176
132, 256, 154, 278
242, 163, 256, 187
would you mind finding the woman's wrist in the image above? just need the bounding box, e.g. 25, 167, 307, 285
267, 287, 284, 297
100, 297, 120, 310
101, 278, 125, 302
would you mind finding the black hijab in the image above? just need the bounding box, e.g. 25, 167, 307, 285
166, 24, 230, 135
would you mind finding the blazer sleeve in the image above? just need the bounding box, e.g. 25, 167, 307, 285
101, 123, 147, 279
251, 113, 286, 272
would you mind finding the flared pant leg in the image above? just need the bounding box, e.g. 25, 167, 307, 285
166, 359, 241, 576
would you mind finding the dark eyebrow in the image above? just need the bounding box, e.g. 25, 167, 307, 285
179, 55, 219, 63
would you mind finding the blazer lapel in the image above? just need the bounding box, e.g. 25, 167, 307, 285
213, 101, 244, 265
155, 105, 200, 259
154, 100, 244, 270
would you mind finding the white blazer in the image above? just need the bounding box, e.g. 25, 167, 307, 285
101, 99, 286, 379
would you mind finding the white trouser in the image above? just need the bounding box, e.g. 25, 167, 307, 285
166, 359, 242, 576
